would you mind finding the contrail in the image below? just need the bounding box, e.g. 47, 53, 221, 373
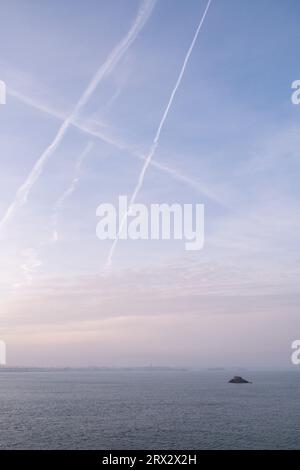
9, 88, 224, 205
52, 141, 94, 242
105, 0, 213, 269
0, 0, 157, 234
18, 142, 94, 286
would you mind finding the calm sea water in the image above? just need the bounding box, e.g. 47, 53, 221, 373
0, 369, 299, 449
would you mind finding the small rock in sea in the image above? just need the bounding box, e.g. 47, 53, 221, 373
228, 376, 252, 384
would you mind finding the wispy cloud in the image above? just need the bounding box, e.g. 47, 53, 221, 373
20, 248, 42, 285
16, 142, 94, 287
4, 254, 300, 328
0, 0, 157, 234
105, 0, 213, 268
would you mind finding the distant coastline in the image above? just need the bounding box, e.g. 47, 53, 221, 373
0, 366, 187, 373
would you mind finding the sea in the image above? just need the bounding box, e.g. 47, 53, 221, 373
0, 369, 299, 450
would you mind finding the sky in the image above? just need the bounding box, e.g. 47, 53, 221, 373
0, 0, 300, 367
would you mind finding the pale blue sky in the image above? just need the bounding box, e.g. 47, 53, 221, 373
0, 0, 300, 367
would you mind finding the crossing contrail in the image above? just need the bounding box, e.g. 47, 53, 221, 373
105, 0, 213, 269
0, 0, 157, 234
9, 88, 224, 205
